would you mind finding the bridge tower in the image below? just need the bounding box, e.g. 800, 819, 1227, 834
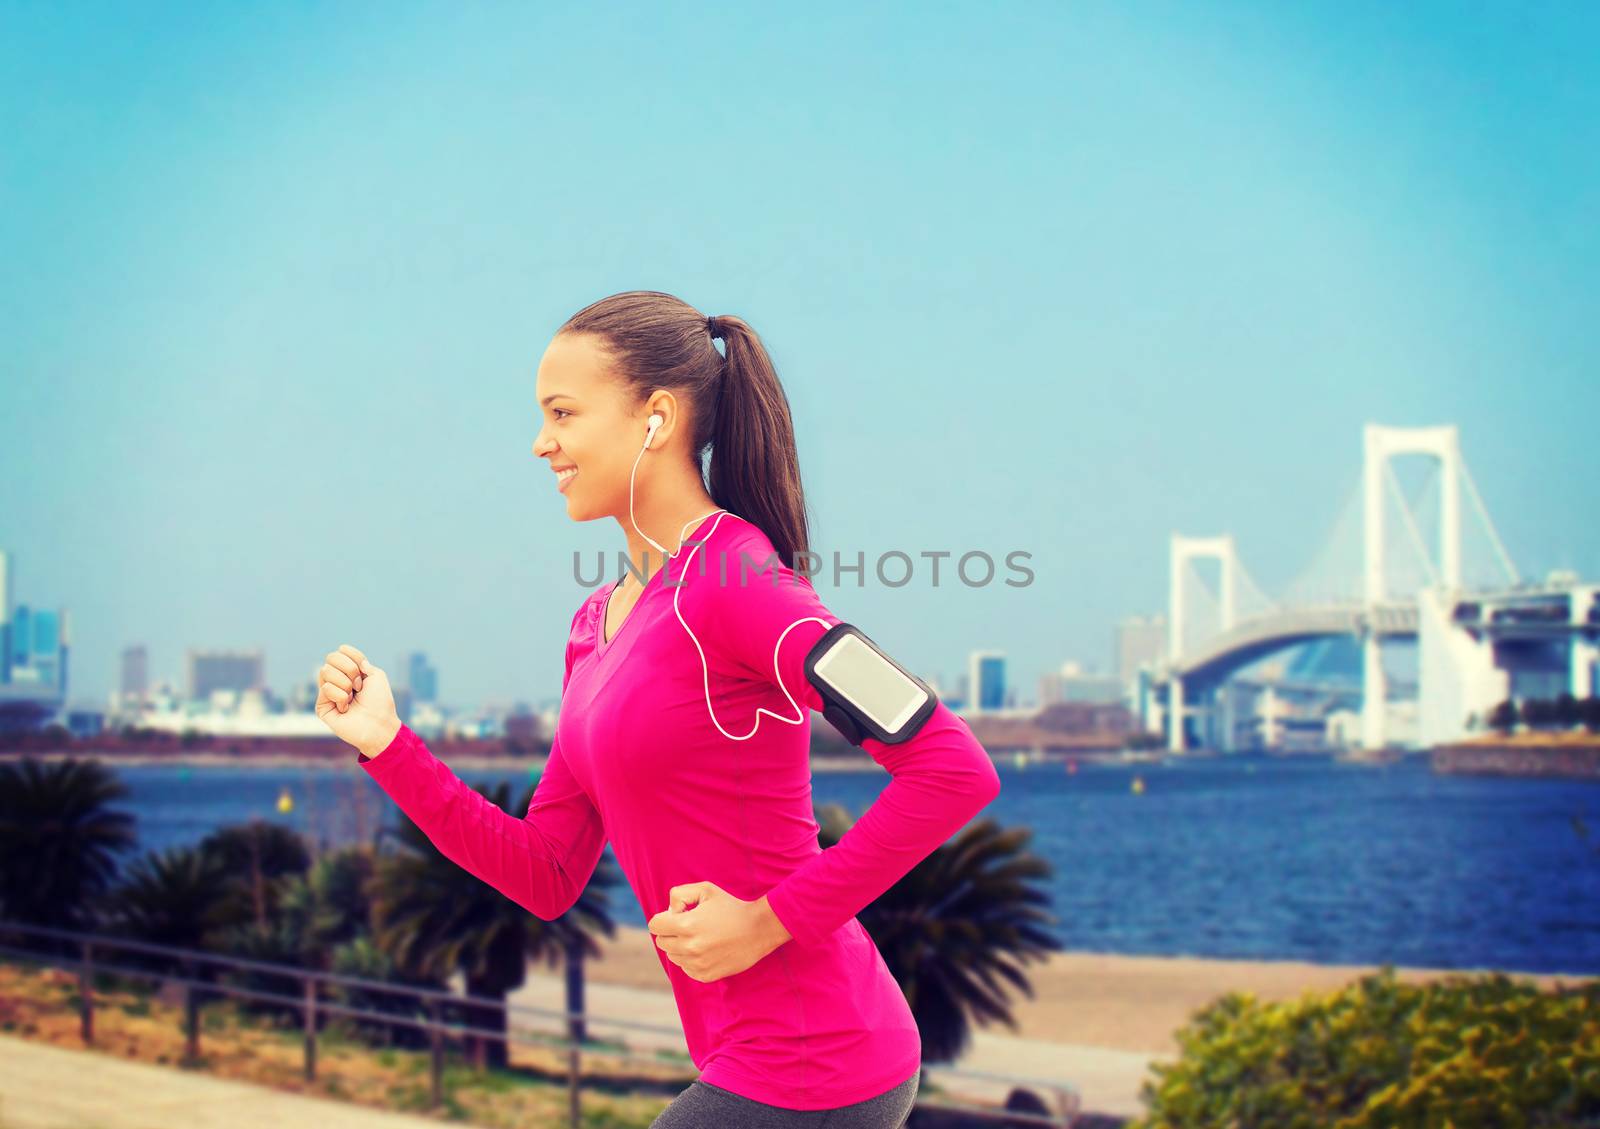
1574, 587, 1599, 698
1167, 534, 1238, 751
1362, 424, 1463, 749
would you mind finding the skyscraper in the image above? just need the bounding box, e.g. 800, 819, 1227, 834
968, 650, 1006, 714
121, 645, 149, 702
0, 549, 11, 684
408, 652, 439, 703
188, 649, 265, 703
1117, 613, 1168, 686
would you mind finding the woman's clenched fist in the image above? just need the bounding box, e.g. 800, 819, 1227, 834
317, 644, 401, 758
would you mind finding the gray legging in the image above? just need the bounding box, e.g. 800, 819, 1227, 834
650, 1071, 919, 1129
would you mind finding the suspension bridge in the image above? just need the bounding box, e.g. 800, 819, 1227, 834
1148, 423, 1599, 752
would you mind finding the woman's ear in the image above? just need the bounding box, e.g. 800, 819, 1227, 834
643, 392, 679, 444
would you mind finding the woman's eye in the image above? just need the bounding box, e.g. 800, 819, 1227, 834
553, 409, 571, 420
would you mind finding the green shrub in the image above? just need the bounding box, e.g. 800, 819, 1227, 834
1133, 965, 1600, 1128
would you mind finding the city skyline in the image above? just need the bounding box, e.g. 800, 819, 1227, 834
0, 538, 1156, 716
4, 3, 1597, 709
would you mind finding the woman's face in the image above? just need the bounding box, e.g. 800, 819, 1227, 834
532, 332, 650, 521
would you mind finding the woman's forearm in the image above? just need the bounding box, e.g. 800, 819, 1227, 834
358, 723, 607, 920
762, 701, 1001, 946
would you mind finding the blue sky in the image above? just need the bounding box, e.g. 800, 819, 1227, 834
3, 1, 1596, 710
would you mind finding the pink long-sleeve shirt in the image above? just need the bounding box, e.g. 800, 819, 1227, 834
358, 509, 1001, 1109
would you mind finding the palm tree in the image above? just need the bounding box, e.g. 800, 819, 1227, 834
106, 843, 231, 946
328, 931, 447, 1050
367, 777, 622, 1071
104, 829, 317, 1021
224, 845, 384, 1027
104, 837, 256, 1004
198, 820, 312, 932
0, 756, 137, 952
276, 844, 375, 960
106, 834, 425, 1036
816, 802, 1060, 1093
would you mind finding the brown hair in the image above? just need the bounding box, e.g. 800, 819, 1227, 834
556, 290, 812, 565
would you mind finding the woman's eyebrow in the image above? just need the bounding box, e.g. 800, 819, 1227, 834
540, 394, 576, 407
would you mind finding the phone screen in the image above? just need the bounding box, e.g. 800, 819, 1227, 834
812, 632, 930, 733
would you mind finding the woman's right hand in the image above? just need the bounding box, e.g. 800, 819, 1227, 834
317, 644, 401, 758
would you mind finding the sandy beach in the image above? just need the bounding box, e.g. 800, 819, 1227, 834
576, 923, 1590, 1056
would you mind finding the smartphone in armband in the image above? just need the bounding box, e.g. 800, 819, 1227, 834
803, 622, 939, 745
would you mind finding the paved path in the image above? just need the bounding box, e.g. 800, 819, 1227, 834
499, 969, 1167, 1119
0, 973, 1161, 1127
0, 1034, 448, 1129
0, 1025, 1144, 1127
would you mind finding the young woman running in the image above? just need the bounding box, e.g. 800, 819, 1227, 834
316, 290, 1002, 1128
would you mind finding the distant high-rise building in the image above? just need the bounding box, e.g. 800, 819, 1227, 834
968, 650, 1006, 714
4, 603, 66, 693
0, 549, 11, 684
408, 652, 439, 703
11, 605, 30, 674
1117, 613, 1168, 685
188, 649, 265, 702
121, 645, 149, 701
0, 553, 71, 696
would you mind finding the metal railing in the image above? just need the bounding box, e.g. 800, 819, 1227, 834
0, 918, 1085, 1127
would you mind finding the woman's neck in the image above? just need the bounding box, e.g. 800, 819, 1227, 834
615, 492, 722, 587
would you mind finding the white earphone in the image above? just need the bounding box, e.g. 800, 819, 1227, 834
626, 411, 827, 742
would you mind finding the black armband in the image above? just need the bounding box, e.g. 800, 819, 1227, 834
803, 623, 939, 745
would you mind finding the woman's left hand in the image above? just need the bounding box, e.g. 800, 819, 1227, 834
647, 882, 792, 983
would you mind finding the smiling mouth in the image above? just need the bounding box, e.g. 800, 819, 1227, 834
556, 467, 577, 491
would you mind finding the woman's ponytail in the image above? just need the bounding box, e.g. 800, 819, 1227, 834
705, 315, 811, 567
